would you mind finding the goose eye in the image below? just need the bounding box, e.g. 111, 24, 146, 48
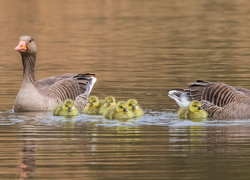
129, 104, 132, 106
120, 106, 123, 108
29, 40, 32, 43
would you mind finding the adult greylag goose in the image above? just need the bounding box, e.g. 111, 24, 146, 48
13, 35, 96, 112
168, 80, 250, 119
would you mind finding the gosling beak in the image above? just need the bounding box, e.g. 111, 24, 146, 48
107, 102, 111, 106
198, 106, 201, 110
89, 102, 93, 106
132, 106, 136, 110
15, 40, 27, 52
68, 107, 72, 112
123, 108, 128, 112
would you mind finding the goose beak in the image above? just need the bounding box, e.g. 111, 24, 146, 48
107, 102, 111, 106
198, 106, 201, 110
132, 106, 136, 110
15, 41, 27, 52
123, 108, 128, 112
68, 107, 72, 112
89, 102, 93, 106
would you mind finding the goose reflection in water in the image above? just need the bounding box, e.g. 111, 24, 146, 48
19, 124, 36, 180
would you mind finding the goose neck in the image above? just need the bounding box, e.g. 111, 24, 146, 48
21, 54, 36, 84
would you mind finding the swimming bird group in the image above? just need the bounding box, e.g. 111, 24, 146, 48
83, 96, 144, 120
14, 35, 96, 112
13, 35, 250, 120
168, 80, 250, 119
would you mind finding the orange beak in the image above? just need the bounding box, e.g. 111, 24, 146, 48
15, 41, 27, 52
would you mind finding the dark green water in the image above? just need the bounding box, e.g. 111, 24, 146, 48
0, 0, 250, 179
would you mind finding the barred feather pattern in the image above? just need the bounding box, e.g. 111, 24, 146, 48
45, 73, 96, 111
185, 80, 250, 119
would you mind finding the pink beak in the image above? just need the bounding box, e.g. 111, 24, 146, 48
15, 41, 27, 52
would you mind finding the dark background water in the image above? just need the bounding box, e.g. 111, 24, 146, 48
1, 0, 250, 179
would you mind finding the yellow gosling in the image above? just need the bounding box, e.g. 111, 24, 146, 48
103, 101, 134, 120
53, 99, 79, 117
178, 100, 208, 120
83, 96, 104, 115
127, 99, 144, 117
99, 96, 116, 115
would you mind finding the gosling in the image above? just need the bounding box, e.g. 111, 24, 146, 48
53, 99, 79, 116
83, 96, 104, 115
103, 101, 134, 120
178, 100, 208, 120
99, 96, 116, 115
127, 99, 144, 117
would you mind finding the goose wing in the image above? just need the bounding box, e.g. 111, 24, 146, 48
185, 80, 249, 117
37, 73, 96, 103
35, 73, 76, 88
187, 80, 239, 107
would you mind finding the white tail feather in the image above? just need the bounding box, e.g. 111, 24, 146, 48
87, 77, 97, 96
168, 90, 191, 107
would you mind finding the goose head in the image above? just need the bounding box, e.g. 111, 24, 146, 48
127, 99, 138, 111
189, 100, 202, 112
15, 35, 37, 55
116, 101, 129, 113
88, 96, 99, 107
63, 99, 75, 112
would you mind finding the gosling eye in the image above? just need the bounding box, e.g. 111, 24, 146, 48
120, 106, 123, 108
65, 104, 68, 107
29, 39, 32, 43
129, 104, 132, 106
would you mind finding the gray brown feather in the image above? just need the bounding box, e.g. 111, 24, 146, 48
183, 80, 250, 118
36, 73, 95, 110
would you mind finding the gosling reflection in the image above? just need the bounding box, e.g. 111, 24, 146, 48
115, 126, 140, 144
61, 119, 76, 141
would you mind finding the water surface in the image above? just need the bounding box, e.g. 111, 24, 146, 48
1, 0, 250, 179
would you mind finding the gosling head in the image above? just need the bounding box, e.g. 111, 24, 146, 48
15, 35, 37, 55
127, 99, 138, 111
63, 99, 75, 112
116, 101, 129, 113
88, 96, 99, 107
189, 100, 202, 112
105, 96, 116, 107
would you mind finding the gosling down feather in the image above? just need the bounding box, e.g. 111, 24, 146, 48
127, 99, 144, 117
83, 96, 104, 115
169, 80, 250, 119
99, 96, 116, 115
103, 101, 134, 120
13, 35, 96, 112
53, 99, 79, 116
178, 100, 208, 120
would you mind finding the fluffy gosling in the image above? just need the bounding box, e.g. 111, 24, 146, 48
127, 99, 144, 117
83, 96, 104, 115
53, 99, 79, 116
178, 100, 208, 120
103, 101, 134, 120
99, 96, 116, 115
